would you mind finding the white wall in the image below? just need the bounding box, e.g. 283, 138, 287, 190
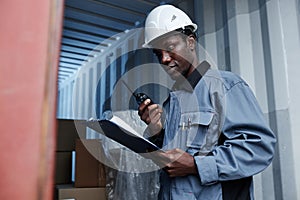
193, 0, 300, 199
278, 0, 300, 197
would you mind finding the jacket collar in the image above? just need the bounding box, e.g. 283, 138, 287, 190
172, 61, 210, 92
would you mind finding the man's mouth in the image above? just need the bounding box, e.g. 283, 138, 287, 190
167, 64, 178, 71
161, 63, 179, 78
166, 65, 179, 77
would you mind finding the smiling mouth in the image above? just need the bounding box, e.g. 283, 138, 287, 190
167, 63, 178, 70
161, 64, 178, 76
167, 65, 179, 76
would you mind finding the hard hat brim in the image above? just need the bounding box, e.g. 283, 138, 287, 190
142, 24, 197, 48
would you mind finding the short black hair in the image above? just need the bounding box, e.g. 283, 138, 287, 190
176, 25, 197, 39
149, 25, 197, 49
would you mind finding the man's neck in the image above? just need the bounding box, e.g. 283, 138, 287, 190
173, 61, 210, 92
185, 59, 200, 78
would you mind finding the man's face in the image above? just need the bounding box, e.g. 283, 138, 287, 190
152, 33, 195, 80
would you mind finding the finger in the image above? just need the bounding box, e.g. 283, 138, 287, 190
140, 99, 151, 110
149, 106, 158, 119
164, 149, 185, 162
147, 104, 157, 113
167, 169, 178, 178
141, 110, 150, 123
148, 104, 161, 117
138, 99, 152, 116
149, 150, 172, 167
143, 104, 159, 123
145, 116, 151, 124
150, 112, 161, 124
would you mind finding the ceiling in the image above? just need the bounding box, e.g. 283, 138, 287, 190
58, 0, 179, 86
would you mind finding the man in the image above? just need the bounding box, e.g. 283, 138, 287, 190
138, 4, 276, 200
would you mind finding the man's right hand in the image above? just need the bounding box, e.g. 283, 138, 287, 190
138, 99, 163, 135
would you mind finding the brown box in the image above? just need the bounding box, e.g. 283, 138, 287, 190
55, 152, 73, 184
56, 119, 86, 151
75, 139, 106, 187
56, 184, 106, 200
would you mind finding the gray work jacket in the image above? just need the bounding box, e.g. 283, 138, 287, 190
157, 64, 276, 200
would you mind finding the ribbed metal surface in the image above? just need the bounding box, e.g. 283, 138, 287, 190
58, 0, 176, 86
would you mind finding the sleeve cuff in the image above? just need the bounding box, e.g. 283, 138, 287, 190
194, 155, 218, 185
143, 126, 153, 138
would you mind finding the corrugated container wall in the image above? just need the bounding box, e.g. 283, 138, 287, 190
57, 0, 300, 199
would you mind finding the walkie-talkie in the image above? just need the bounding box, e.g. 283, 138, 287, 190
134, 92, 153, 105
122, 80, 153, 106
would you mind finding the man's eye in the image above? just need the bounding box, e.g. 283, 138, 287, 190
166, 45, 175, 52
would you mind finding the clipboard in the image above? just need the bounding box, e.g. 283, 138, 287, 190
86, 118, 160, 154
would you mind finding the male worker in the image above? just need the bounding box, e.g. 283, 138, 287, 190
138, 4, 276, 200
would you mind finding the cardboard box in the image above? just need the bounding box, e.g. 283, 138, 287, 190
56, 184, 106, 200
55, 152, 73, 184
56, 119, 86, 151
75, 139, 106, 187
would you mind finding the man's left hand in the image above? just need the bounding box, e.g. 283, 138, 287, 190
153, 148, 198, 177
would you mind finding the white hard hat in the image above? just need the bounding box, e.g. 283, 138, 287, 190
142, 4, 197, 48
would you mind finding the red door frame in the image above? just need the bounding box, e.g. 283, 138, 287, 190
0, 0, 64, 199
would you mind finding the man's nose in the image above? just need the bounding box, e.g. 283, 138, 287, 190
161, 51, 171, 63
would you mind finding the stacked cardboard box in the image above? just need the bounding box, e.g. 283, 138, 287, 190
55, 184, 106, 200
55, 119, 86, 184
55, 119, 107, 200
74, 139, 106, 188
56, 119, 86, 151
55, 151, 73, 184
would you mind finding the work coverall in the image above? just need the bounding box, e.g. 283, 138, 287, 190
156, 61, 276, 200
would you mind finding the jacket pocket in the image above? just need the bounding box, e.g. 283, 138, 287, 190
179, 111, 214, 149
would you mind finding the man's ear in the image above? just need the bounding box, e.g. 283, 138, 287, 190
187, 35, 196, 50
